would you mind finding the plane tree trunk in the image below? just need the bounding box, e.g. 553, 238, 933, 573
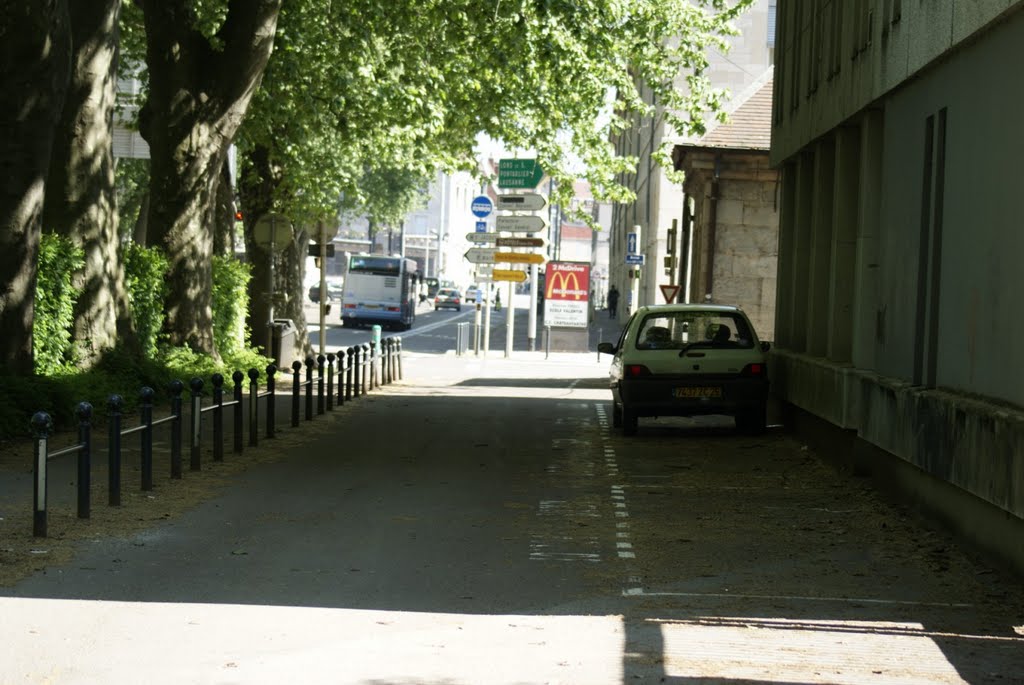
137, 0, 280, 354
0, 1, 71, 375
43, 0, 133, 365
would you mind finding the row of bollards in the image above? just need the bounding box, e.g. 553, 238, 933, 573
28, 337, 403, 537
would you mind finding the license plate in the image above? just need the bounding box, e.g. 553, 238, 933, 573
674, 386, 722, 399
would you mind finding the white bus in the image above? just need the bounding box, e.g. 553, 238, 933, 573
340, 254, 419, 330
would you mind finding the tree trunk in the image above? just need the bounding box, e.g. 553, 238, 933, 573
212, 157, 235, 256
138, 0, 280, 354
238, 144, 310, 362
132, 190, 149, 246
0, 1, 71, 375
43, 0, 132, 366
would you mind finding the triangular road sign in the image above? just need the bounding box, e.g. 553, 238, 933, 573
659, 284, 680, 303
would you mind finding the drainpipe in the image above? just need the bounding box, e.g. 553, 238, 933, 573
704, 154, 721, 300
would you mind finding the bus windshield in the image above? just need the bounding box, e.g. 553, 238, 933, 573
349, 255, 401, 276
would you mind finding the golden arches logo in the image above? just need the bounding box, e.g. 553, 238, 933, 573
546, 271, 585, 300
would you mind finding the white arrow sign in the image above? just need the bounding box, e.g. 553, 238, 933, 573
464, 247, 498, 264
495, 215, 548, 234
496, 193, 547, 212
465, 232, 498, 243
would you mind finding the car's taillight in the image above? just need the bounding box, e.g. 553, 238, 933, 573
625, 364, 651, 378
387, 306, 399, 312
741, 363, 767, 377
343, 304, 356, 309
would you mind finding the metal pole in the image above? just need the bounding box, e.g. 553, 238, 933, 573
317, 355, 325, 414
327, 353, 335, 410
248, 368, 260, 447
291, 361, 302, 427
31, 412, 52, 538
305, 357, 314, 420
109, 394, 124, 502
266, 364, 277, 438
76, 402, 92, 519
189, 378, 203, 472
504, 280, 514, 358
232, 370, 244, 453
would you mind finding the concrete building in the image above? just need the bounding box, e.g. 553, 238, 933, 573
608, 0, 775, 316
672, 71, 778, 339
771, 1, 1024, 570
401, 170, 480, 290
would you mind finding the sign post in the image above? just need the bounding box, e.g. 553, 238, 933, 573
254, 213, 294, 356
498, 159, 544, 189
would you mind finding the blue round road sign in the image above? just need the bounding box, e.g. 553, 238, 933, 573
471, 195, 493, 218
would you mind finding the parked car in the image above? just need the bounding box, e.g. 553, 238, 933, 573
308, 277, 344, 303
434, 287, 463, 311
598, 303, 770, 436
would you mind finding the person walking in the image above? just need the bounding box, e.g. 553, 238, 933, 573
606, 285, 620, 319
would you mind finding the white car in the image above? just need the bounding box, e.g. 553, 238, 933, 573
598, 303, 770, 436
464, 284, 486, 304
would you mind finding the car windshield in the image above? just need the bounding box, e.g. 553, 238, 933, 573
634, 311, 755, 351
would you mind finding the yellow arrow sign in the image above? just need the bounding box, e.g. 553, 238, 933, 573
494, 251, 545, 265
492, 269, 528, 283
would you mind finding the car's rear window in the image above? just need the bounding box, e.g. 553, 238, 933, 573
634, 311, 755, 351
438, 289, 458, 297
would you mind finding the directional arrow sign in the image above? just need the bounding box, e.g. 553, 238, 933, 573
498, 159, 544, 189
496, 193, 547, 212
466, 232, 497, 244
495, 251, 546, 265
464, 247, 498, 264
497, 236, 547, 248
495, 214, 548, 233
492, 269, 528, 283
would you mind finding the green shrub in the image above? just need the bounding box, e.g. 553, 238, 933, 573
212, 255, 251, 357
124, 243, 169, 358
34, 234, 84, 375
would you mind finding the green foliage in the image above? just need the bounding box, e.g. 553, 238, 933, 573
211, 255, 251, 357
34, 234, 84, 375
115, 158, 150, 240
124, 243, 169, 358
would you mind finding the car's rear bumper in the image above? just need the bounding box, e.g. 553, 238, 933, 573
613, 377, 768, 417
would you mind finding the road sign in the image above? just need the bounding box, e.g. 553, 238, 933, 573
659, 284, 681, 303
496, 236, 546, 248
495, 251, 545, 265
475, 220, 488, 232
492, 269, 528, 283
498, 159, 544, 189
496, 193, 547, 212
495, 214, 547, 233
307, 243, 335, 257
471, 195, 493, 218
253, 212, 293, 249
464, 247, 498, 264
466, 232, 497, 243
626, 232, 638, 254
625, 254, 645, 265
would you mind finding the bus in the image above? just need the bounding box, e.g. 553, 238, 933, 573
340, 254, 419, 330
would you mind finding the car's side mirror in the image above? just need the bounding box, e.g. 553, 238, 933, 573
760, 341, 771, 353
597, 342, 616, 355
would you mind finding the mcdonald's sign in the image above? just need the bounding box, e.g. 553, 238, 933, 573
544, 261, 590, 328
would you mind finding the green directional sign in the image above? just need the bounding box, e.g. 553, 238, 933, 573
498, 158, 544, 189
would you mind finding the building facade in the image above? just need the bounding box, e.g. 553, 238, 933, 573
608, 0, 775, 316
771, 1, 1024, 570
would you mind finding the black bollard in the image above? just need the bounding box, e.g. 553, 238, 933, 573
291, 360, 302, 427
189, 378, 204, 472
109, 394, 124, 502
140, 387, 154, 491
327, 353, 336, 411
31, 412, 53, 537
232, 370, 244, 454
265, 364, 277, 439
170, 380, 184, 479
76, 402, 93, 519
212, 373, 225, 462
248, 368, 260, 448
305, 357, 315, 421
317, 354, 326, 415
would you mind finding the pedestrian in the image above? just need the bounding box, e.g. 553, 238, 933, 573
494, 290, 502, 310
606, 285, 620, 319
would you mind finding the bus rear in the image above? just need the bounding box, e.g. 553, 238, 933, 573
340, 255, 418, 329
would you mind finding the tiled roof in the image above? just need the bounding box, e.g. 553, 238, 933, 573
691, 70, 774, 152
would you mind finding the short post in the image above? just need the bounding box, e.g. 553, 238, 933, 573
189, 378, 203, 471
369, 341, 377, 390
545, 325, 552, 360
395, 337, 403, 380
326, 353, 336, 411
76, 402, 92, 519
317, 354, 326, 415
31, 412, 52, 538
291, 360, 302, 427
109, 394, 124, 503
383, 339, 392, 384
170, 380, 184, 479
212, 373, 225, 462
232, 370, 244, 453
305, 357, 315, 421
140, 387, 154, 492
265, 364, 277, 439
362, 343, 371, 394
248, 368, 260, 448
352, 346, 361, 399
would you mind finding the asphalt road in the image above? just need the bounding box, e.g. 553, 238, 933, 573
2, 307, 1024, 684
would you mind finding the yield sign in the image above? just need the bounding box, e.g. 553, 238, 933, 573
659, 284, 680, 303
